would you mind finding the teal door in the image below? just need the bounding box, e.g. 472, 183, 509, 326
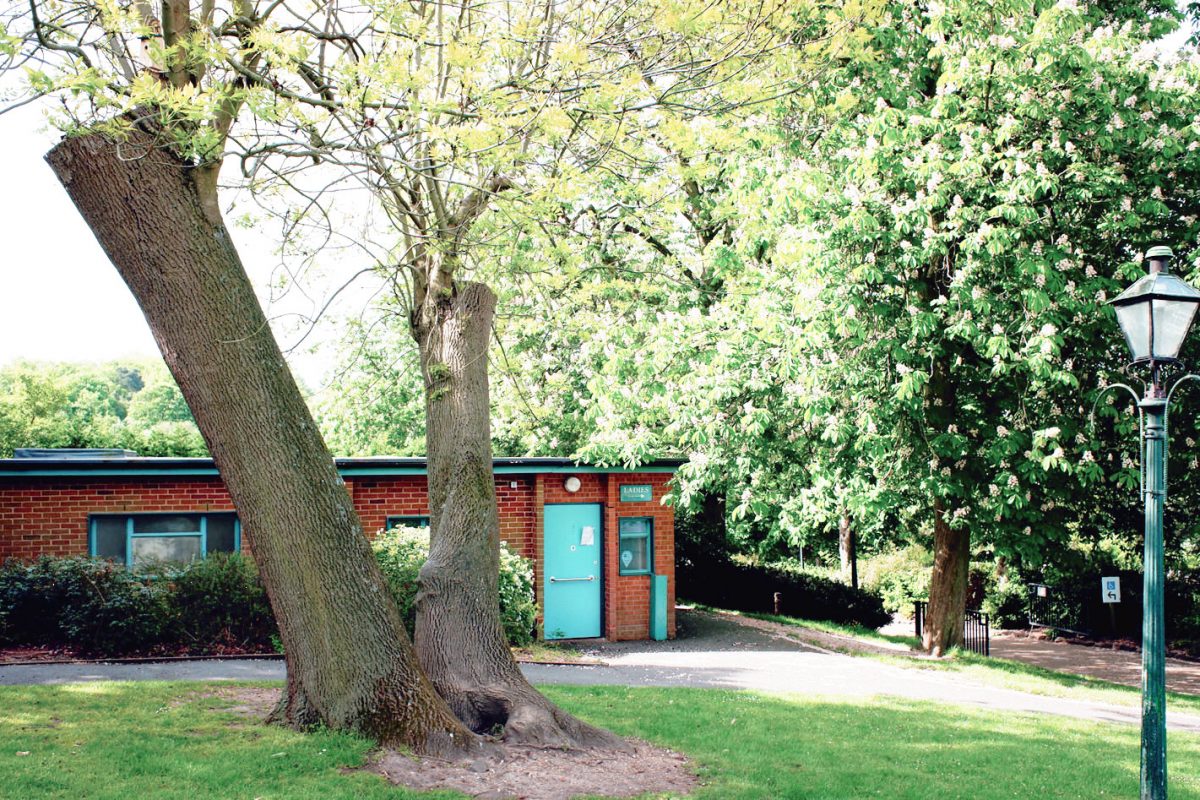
543, 504, 602, 639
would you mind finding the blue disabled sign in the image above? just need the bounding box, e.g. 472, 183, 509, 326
1101, 576, 1121, 604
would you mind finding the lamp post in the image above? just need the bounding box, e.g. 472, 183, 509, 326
1110, 246, 1200, 800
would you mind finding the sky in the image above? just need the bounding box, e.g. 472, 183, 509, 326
0, 105, 162, 365
0, 102, 367, 391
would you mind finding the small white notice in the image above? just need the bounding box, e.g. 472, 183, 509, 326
580, 526, 595, 546
1102, 576, 1121, 604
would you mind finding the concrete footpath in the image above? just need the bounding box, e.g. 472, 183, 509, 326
3, 609, 1198, 734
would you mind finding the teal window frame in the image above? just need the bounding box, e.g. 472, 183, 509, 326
617, 516, 654, 576
386, 515, 431, 529
88, 513, 241, 569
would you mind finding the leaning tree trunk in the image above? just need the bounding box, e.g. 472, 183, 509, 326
412, 280, 623, 748
47, 123, 474, 755
922, 498, 969, 656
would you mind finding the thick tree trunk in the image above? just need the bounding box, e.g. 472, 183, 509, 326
838, 513, 858, 590
922, 499, 969, 656
46, 124, 474, 755
412, 280, 623, 749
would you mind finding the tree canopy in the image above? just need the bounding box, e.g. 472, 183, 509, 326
0, 360, 206, 456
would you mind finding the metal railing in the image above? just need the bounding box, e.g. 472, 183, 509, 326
1027, 582, 1091, 636
914, 600, 990, 656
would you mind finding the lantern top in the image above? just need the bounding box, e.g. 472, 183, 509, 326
1110, 251, 1200, 308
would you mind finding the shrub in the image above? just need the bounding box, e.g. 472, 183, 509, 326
372, 526, 537, 646
372, 526, 427, 637
497, 543, 537, 647
678, 555, 890, 629
982, 574, 1029, 629
859, 547, 932, 617
168, 553, 276, 652
0, 556, 171, 656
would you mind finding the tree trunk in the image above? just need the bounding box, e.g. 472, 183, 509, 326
412, 280, 623, 749
922, 499, 969, 656
46, 123, 475, 755
838, 513, 858, 590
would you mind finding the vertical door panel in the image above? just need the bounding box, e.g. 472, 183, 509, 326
543, 504, 602, 639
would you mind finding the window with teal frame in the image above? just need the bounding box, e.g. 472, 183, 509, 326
618, 517, 653, 575
89, 512, 240, 570
386, 515, 431, 530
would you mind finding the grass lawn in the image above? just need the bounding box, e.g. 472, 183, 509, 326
3, 681, 1200, 799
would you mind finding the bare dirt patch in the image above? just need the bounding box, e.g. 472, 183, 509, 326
370, 740, 696, 800
191, 685, 280, 717
190, 686, 695, 798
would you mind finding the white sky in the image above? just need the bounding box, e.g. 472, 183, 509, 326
0, 103, 366, 391
0, 105, 162, 364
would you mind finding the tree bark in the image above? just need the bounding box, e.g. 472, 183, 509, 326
922, 498, 969, 656
412, 280, 623, 749
46, 123, 475, 755
838, 513, 858, 590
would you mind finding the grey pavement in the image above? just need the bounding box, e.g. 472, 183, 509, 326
0, 657, 285, 685
3, 609, 1197, 734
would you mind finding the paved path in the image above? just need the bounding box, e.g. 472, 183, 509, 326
990, 632, 1200, 695
4, 610, 1199, 734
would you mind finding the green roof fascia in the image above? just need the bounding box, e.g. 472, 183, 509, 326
0, 468, 222, 477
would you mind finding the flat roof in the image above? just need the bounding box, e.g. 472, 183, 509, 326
0, 455, 684, 478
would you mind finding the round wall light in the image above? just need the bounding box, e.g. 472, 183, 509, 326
564, 476, 582, 493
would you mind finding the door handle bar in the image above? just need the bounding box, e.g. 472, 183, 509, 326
549, 575, 595, 583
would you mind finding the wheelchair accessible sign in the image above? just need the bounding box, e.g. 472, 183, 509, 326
1102, 576, 1121, 604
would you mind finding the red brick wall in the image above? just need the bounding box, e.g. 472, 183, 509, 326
495, 476, 536, 560
537, 471, 676, 641
346, 476, 429, 536
0, 469, 675, 641
347, 476, 536, 560
603, 473, 676, 641
0, 478, 235, 560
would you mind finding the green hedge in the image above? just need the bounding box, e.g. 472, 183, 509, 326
165, 554, 277, 651
678, 555, 890, 629
0, 555, 276, 657
372, 526, 537, 646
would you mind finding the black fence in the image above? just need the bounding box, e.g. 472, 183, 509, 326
1028, 582, 1092, 636
914, 600, 990, 656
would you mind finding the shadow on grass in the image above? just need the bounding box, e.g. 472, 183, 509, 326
3, 680, 1200, 799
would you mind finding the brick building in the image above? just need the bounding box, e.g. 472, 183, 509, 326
0, 453, 679, 641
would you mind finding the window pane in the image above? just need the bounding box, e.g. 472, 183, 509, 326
619, 537, 650, 574
134, 514, 202, 533
1152, 297, 1200, 360
619, 517, 653, 574
206, 514, 238, 553
619, 518, 651, 537
1115, 302, 1151, 361
131, 535, 202, 568
387, 516, 430, 529
93, 517, 126, 560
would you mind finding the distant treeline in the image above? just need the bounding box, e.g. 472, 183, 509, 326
0, 360, 206, 457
